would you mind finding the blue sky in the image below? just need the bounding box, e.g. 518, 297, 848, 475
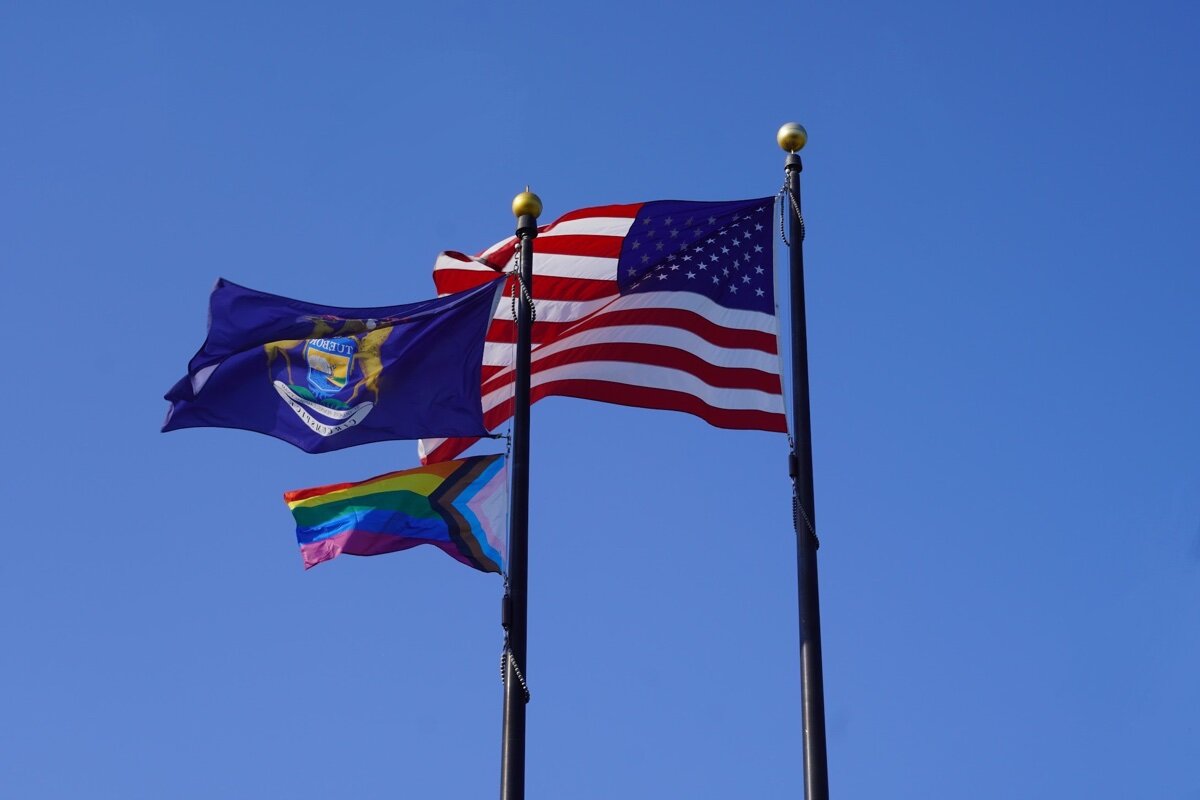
3, 2, 1198, 797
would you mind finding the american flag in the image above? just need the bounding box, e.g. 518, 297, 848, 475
420, 197, 787, 464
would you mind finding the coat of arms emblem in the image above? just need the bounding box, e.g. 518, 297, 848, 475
305, 337, 357, 397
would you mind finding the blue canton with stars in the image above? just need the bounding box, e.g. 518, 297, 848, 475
616, 197, 776, 314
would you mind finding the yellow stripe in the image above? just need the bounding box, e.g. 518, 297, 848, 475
286, 472, 446, 509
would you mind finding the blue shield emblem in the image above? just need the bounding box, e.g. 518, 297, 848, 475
305, 337, 357, 398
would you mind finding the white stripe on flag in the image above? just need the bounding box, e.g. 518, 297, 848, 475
480, 362, 785, 415
421, 198, 786, 464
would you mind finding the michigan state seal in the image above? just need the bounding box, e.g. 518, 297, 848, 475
272, 332, 380, 438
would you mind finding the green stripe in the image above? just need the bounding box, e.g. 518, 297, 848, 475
290, 490, 438, 529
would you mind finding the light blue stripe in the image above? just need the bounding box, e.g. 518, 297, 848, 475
450, 457, 505, 567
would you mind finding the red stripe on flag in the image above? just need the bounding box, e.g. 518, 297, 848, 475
479, 381, 786, 434
540, 380, 788, 432
422, 436, 477, 464
553, 203, 643, 223
436, 269, 508, 295
486, 307, 779, 353
526, 276, 619, 302
421, 196, 785, 465
439, 271, 618, 304
533, 235, 623, 259
283, 483, 359, 503
480, 343, 783, 396
426, 370, 786, 465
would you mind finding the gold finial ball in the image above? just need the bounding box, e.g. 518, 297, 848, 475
777, 122, 808, 153
512, 190, 543, 219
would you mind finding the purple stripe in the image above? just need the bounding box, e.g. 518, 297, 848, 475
300, 529, 488, 571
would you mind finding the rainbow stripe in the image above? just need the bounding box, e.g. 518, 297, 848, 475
283, 455, 507, 572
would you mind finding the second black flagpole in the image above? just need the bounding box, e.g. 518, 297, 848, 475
778, 123, 830, 800
500, 188, 540, 800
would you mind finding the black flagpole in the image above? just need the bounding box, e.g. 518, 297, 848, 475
779, 123, 830, 800
500, 188, 540, 800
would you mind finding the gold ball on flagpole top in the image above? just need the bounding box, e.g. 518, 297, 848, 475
777, 122, 808, 153
512, 188, 542, 219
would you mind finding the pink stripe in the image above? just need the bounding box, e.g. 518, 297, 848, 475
465, 466, 508, 562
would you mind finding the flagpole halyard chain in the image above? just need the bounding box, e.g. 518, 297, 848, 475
792, 486, 819, 549
500, 245, 519, 465
778, 181, 805, 248
788, 435, 819, 549
503, 244, 531, 571
500, 239, 533, 707
509, 240, 537, 325
780, 185, 816, 549
500, 644, 531, 703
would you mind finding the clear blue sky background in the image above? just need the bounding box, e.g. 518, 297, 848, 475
3, 2, 1198, 798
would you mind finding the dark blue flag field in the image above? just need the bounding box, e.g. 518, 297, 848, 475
163, 277, 504, 453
